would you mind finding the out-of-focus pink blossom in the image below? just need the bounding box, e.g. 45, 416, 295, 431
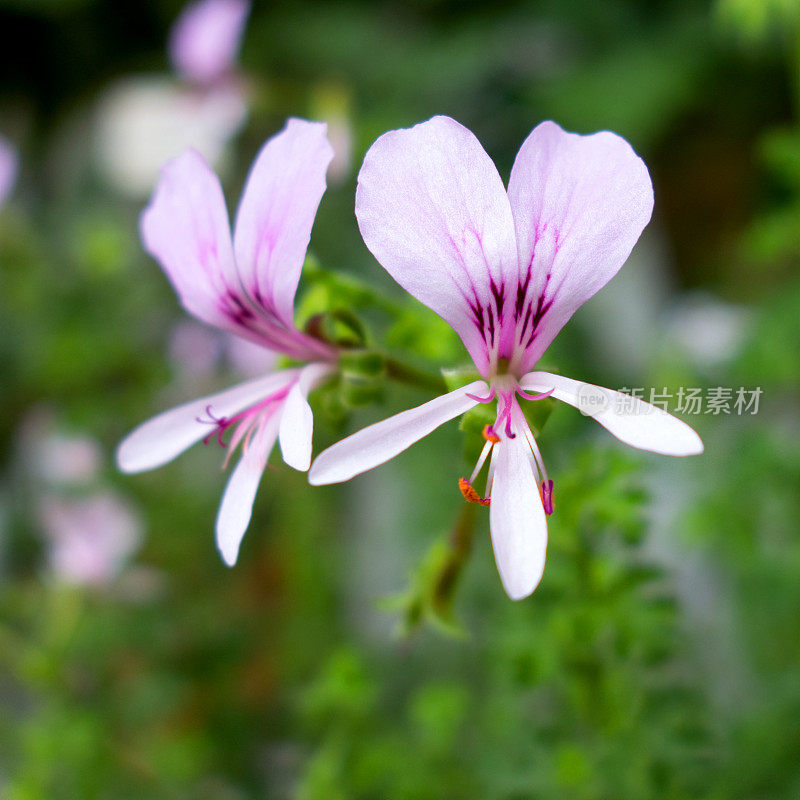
0, 135, 18, 207
168, 320, 223, 378
169, 0, 250, 86
39, 492, 143, 588
225, 334, 278, 378
19, 409, 102, 487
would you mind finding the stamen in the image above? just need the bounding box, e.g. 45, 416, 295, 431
223, 417, 253, 469
469, 439, 494, 484
466, 387, 497, 404
482, 425, 500, 444
197, 405, 231, 447
517, 386, 554, 402
202, 427, 227, 447
458, 477, 490, 506
485, 451, 497, 497
494, 394, 515, 439
540, 479, 555, 515
521, 421, 548, 484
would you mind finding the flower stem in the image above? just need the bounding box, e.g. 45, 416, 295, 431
431, 503, 476, 617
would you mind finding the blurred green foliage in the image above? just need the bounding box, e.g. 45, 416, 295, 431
2, 0, 800, 798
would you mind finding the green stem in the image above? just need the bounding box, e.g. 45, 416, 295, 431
433, 502, 477, 619
385, 357, 448, 395
793, 27, 800, 123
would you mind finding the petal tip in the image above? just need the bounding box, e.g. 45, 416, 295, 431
216, 517, 244, 567
218, 542, 239, 567
504, 583, 536, 602
306, 460, 331, 485
282, 449, 311, 472
115, 436, 144, 475
499, 563, 545, 601
683, 432, 705, 457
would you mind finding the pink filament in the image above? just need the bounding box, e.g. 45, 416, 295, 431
197, 385, 291, 450
494, 393, 516, 439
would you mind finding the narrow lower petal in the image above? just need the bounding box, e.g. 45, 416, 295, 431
216, 414, 280, 566
233, 118, 334, 329
508, 122, 654, 371
355, 116, 519, 376
309, 380, 487, 485
116, 370, 298, 474
489, 420, 548, 600
520, 371, 704, 456
278, 363, 333, 471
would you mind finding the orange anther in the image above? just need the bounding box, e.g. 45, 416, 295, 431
482, 425, 500, 444
459, 477, 490, 506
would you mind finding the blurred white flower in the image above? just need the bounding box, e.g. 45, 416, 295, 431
324, 113, 353, 185
39, 492, 143, 588
665, 292, 751, 367
169, 0, 251, 86
309, 84, 354, 185
0, 134, 18, 207
93, 77, 247, 198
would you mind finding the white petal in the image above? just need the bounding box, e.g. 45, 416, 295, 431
215, 415, 280, 566
308, 380, 487, 485
489, 425, 548, 600
116, 369, 298, 473
520, 371, 704, 456
278, 363, 333, 472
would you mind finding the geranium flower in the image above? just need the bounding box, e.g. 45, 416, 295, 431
0, 135, 18, 207
309, 116, 703, 600
118, 119, 336, 566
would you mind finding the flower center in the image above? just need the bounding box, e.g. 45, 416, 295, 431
458, 382, 555, 514
196, 387, 291, 467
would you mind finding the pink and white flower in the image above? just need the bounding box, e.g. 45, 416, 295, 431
169, 0, 250, 87
117, 119, 336, 566
0, 135, 18, 207
309, 116, 703, 600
